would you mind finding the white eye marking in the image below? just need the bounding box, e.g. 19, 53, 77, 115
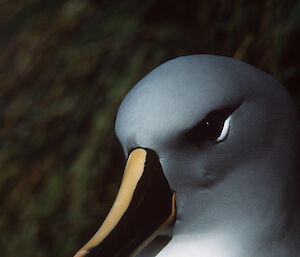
216, 116, 231, 142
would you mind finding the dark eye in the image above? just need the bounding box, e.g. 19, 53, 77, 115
182, 107, 236, 146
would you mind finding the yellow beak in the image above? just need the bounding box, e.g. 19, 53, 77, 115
73, 148, 175, 257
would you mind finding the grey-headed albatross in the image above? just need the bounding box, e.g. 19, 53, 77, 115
74, 55, 300, 257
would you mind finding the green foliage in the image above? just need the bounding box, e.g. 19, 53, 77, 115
0, 0, 299, 256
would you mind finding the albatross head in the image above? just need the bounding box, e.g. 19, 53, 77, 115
74, 55, 300, 257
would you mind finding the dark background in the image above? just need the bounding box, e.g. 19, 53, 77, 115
1, 1, 299, 256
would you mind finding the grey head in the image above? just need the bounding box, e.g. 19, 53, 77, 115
115, 55, 300, 256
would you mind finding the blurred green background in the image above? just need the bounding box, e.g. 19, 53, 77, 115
0, 0, 299, 256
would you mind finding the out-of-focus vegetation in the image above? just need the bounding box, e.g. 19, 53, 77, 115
0, 0, 299, 256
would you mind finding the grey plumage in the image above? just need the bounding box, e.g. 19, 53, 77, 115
115, 55, 300, 256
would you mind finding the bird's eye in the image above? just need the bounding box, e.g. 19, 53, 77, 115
182, 107, 235, 146
201, 115, 231, 142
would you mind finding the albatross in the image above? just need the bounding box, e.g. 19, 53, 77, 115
74, 55, 300, 257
